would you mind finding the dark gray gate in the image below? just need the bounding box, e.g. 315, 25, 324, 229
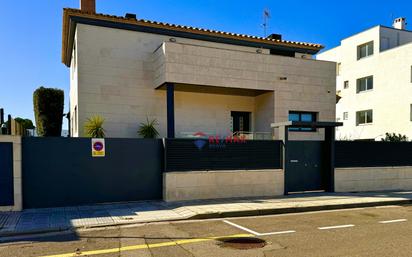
0, 142, 14, 206
285, 141, 326, 193
23, 138, 163, 209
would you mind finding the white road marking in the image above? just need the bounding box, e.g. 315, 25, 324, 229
379, 219, 407, 224
259, 230, 296, 236
375, 205, 401, 209
223, 220, 295, 236
223, 220, 259, 236
318, 224, 355, 230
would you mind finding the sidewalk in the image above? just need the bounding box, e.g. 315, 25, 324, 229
1, 191, 412, 237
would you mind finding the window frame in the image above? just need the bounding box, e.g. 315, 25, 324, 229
356, 109, 373, 126
357, 41, 374, 60
288, 111, 317, 132
343, 112, 348, 120
410, 104, 412, 121
356, 76, 373, 93
344, 81, 349, 89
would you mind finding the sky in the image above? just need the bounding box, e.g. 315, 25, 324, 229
0, 0, 411, 129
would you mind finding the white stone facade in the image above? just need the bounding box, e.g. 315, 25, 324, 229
317, 25, 412, 140
69, 22, 336, 139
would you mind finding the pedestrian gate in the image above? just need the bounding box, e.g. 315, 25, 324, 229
271, 121, 343, 194
285, 141, 325, 192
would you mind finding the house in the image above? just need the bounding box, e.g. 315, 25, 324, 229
317, 18, 412, 140
64, 0, 336, 140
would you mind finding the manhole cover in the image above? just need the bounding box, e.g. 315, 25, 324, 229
217, 237, 266, 250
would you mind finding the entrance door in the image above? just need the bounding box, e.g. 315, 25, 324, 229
231, 112, 250, 133
285, 141, 325, 193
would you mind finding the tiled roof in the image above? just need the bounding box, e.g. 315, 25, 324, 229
62, 8, 323, 66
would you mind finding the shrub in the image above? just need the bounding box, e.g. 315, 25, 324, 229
138, 117, 159, 138
84, 115, 106, 138
33, 87, 64, 137
381, 133, 408, 142
14, 118, 35, 130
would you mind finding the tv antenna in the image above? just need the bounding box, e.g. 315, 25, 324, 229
262, 8, 271, 37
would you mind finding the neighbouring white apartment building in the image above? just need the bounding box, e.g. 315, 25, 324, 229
317, 18, 412, 140
64, 0, 336, 139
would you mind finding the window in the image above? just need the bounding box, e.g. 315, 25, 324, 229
344, 81, 349, 89
410, 104, 412, 121
356, 110, 373, 125
381, 37, 390, 51
357, 76, 373, 93
357, 41, 374, 60
337, 63, 342, 76
288, 111, 317, 132
343, 112, 348, 120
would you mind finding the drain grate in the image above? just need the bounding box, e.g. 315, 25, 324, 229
217, 237, 266, 250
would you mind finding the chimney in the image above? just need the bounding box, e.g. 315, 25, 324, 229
393, 17, 407, 30
80, 0, 96, 13
267, 33, 282, 40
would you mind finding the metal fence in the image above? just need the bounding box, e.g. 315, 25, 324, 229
336, 141, 412, 167
165, 138, 283, 172
0, 142, 14, 206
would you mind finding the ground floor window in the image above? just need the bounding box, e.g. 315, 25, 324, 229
356, 109, 373, 125
288, 111, 317, 132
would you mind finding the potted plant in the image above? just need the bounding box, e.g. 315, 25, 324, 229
138, 117, 159, 138
84, 115, 105, 138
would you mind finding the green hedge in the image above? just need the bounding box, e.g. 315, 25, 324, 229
33, 87, 64, 137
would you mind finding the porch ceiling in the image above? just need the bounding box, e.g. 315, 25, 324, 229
157, 83, 272, 96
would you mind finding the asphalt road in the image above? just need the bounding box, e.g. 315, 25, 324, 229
1, 205, 412, 257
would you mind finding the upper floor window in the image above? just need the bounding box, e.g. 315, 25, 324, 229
357, 41, 374, 60
343, 112, 348, 120
381, 37, 390, 51
357, 76, 373, 93
410, 104, 412, 121
337, 63, 342, 76
344, 81, 349, 89
356, 110, 373, 125
288, 111, 317, 132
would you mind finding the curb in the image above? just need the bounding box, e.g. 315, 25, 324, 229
189, 199, 412, 219
1, 199, 411, 238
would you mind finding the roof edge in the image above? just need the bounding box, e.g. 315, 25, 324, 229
62, 8, 324, 66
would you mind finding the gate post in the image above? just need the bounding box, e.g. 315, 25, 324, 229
325, 127, 335, 192
276, 125, 289, 195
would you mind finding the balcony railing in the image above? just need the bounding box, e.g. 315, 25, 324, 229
179, 131, 273, 140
